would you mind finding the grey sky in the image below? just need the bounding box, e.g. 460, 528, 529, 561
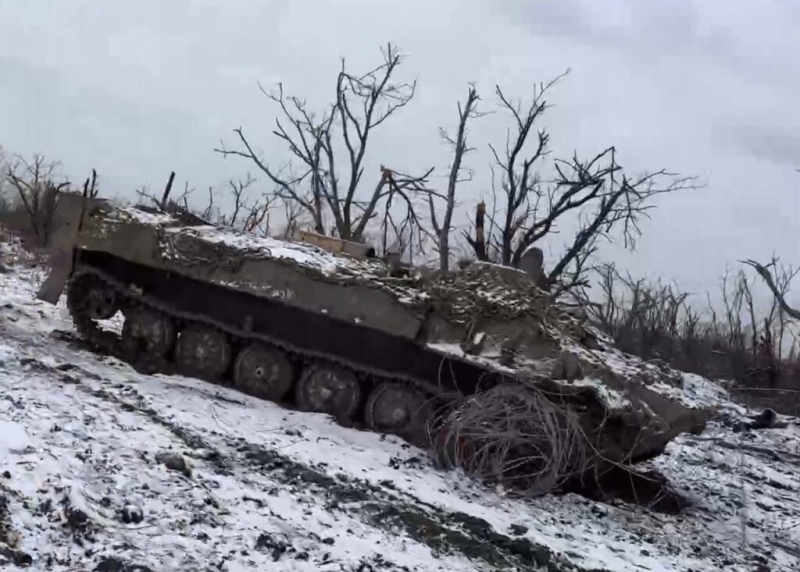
1, 0, 798, 305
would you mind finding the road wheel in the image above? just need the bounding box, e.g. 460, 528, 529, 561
295, 364, 360, 421
174, 325, 232, 381
122, 308, 175, 358
364, 382, 434, 448
233, 343, 294, 402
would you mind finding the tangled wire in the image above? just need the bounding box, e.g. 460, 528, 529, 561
433, 384, 588, 496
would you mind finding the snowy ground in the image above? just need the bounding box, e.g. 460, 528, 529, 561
1, 252, 799, 571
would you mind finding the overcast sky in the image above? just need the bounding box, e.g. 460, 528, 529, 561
1, 0, 798, 305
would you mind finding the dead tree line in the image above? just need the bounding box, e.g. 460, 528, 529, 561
1, 154, 98, 246
214, 45, 696, 288
2, 44, 699, 294
134, 170, 288, 237
0, 151, 102, 249
578, 261, 799, 389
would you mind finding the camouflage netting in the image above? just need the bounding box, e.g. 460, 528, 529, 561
421, 262, 601, 355
426, 263, 566, 326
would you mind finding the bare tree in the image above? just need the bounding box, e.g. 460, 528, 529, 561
428, 84, 482, 270
216, 43, 433, 243
466, 71, 697, 295
5, 154, 70, 246
81, 169, 100, 199
134, 171, 277, 235
579, 258, 800, 396
136, 173, 193, 213
278, 198, 304, 239
743, 257, 800, 321
203, 174, 275, 234
378, 166, 437, 261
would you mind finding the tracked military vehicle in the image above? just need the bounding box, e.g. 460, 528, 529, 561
37, 192, 710, 466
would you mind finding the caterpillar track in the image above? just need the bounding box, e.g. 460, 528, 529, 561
63, 256, 501, 449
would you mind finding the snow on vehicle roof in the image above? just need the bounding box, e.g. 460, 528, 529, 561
114, 206, 179, 227
166, 226, 352, 276
109, 206, 386, 278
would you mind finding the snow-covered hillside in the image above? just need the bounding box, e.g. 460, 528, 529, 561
1, 249, 799, 571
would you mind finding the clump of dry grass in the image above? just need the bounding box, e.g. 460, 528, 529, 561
433, 384, 587, 496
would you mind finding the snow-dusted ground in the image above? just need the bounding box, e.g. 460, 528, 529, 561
1, 251, 799, 571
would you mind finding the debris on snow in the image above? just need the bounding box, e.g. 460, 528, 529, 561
154, 451, 193, 478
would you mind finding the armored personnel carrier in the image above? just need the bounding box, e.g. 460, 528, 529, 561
37, 192, 710, 470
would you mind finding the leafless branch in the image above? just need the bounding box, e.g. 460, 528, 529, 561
429, 84, 483, 270
464, 70, 698, 297
743, 257, 800, 321
216, 43, 427, 245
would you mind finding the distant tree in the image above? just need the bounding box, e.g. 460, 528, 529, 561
4, 154, 70, 246
135, 171, 277, 236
